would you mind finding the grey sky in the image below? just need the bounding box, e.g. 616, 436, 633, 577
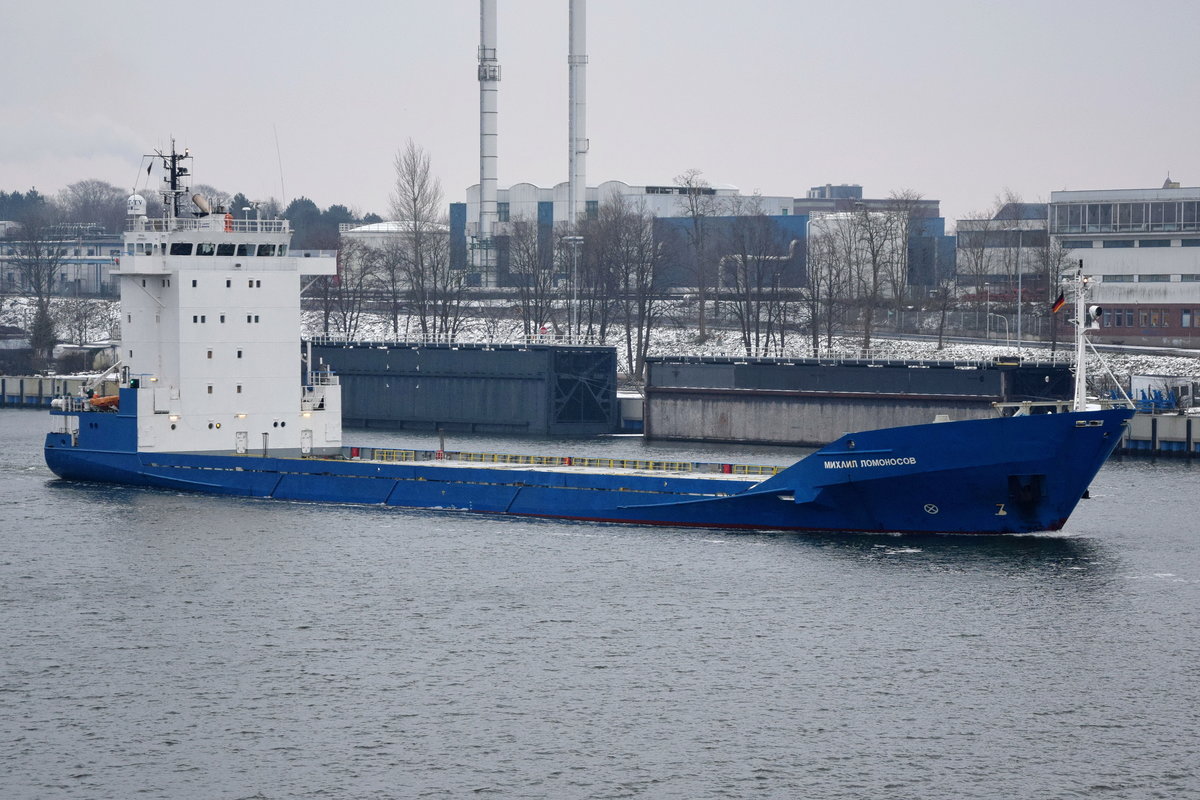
3, 0, 1197, 228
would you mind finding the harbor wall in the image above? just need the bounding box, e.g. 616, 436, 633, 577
313, 342, 618, 435
1120, 412, 1200, 456
644, 356, 1073, 446
647, 389, 996, 445
1, 376, 119, 408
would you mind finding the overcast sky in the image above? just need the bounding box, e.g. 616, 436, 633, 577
3, 0, 1197, 228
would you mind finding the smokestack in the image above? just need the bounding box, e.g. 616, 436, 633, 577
568, 0, 587, 230
479, 0, 500, 242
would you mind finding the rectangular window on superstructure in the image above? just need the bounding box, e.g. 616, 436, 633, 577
220, 314, 225, 323
257, 244, 275, 257
278, 245, 287, 256
237, 350, 243, 358
193, 315, 198, 323
1139, 274, 1170, 282
126, 244, 134, 256
254, 315, 260, 323
237, 244, 253, 257
1183, 240, 1200, 248
207, 385, 213, 394
1103, 275, 1134, 282
247, 315, 252, 323
207, 350, 213, 359
201, 315, 206, 323
1139, 239, 1170, 248
217, 243, 236, 256
197, 243, 216, 256
237, 385, 242, 393
169, 243, 193, 256
226, 279, 232, 287
248, 279, 254, 288
256, 280, 261, 287
1103, 240, 1134, 248
192, 279, 197, 287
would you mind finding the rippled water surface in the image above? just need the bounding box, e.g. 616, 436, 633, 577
2, 409, 1198, 799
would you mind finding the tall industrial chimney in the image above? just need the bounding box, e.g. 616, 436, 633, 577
478, 0, 500, 249
568, 0, 587, 229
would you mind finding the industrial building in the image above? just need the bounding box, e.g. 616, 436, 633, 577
1049, 180, 1200, 347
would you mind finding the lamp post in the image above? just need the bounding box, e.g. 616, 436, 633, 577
985, 283, 991, 339
563, 235, 583, 340
1015, 230, 1023, 353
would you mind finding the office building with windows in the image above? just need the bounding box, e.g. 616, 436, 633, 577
1049, 180, 1200, 346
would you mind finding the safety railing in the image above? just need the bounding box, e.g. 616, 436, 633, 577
353, 446, 782, 475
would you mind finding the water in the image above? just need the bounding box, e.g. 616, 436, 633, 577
2, 409, 1198, 799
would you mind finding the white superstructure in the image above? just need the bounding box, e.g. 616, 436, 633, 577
114, 145, 341, 457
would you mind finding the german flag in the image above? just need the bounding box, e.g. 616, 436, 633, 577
1051, 292, 1066, 313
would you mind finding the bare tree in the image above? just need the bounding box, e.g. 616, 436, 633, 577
591, 192, 661, 381
674, 169, 721, 341
372, 236, 408, 338
53, 296, 120, 345
884, 189, 927, 320
390, 139, 466, 339
506, 215, 557, 336
9, 204, 69, 366
955, 198, 1006, 305
58, 179, 127, 233
327, 237, 377, 340
722, 195, 790, 356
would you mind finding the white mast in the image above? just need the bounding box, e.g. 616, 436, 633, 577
1071, 261, 1090, 412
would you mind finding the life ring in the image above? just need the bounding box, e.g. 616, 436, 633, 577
224, 213, 234, 233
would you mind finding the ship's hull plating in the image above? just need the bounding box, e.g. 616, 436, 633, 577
45, 408, 1132, 535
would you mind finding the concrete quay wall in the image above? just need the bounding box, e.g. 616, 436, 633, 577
646, 388, 996, 446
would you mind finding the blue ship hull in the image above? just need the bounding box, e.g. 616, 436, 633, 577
44, 390, 1132, 534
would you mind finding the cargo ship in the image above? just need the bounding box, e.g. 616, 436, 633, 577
45, 146, 1132, 534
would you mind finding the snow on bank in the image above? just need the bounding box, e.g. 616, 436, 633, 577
4, 297, 1198, 383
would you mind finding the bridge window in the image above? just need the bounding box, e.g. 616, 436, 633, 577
169, 242, 193, 256
257, 244, 276, 256
197, 243, 216, 256
217, 243, 236, 256
236, 244, 255, 257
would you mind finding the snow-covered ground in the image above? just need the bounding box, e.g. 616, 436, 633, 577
4, 296, 1199, 384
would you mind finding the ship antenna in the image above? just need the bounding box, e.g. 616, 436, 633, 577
150, 137, 192, 221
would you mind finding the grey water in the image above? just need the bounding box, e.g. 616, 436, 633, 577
2, 408, 1198, 800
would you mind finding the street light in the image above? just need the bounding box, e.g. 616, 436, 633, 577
563, 235, 583, 340
985, 283, 991, 339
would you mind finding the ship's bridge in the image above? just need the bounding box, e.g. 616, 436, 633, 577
118, 215, 335, 276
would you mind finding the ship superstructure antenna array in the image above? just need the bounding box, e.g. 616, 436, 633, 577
151, 138, 192, 221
